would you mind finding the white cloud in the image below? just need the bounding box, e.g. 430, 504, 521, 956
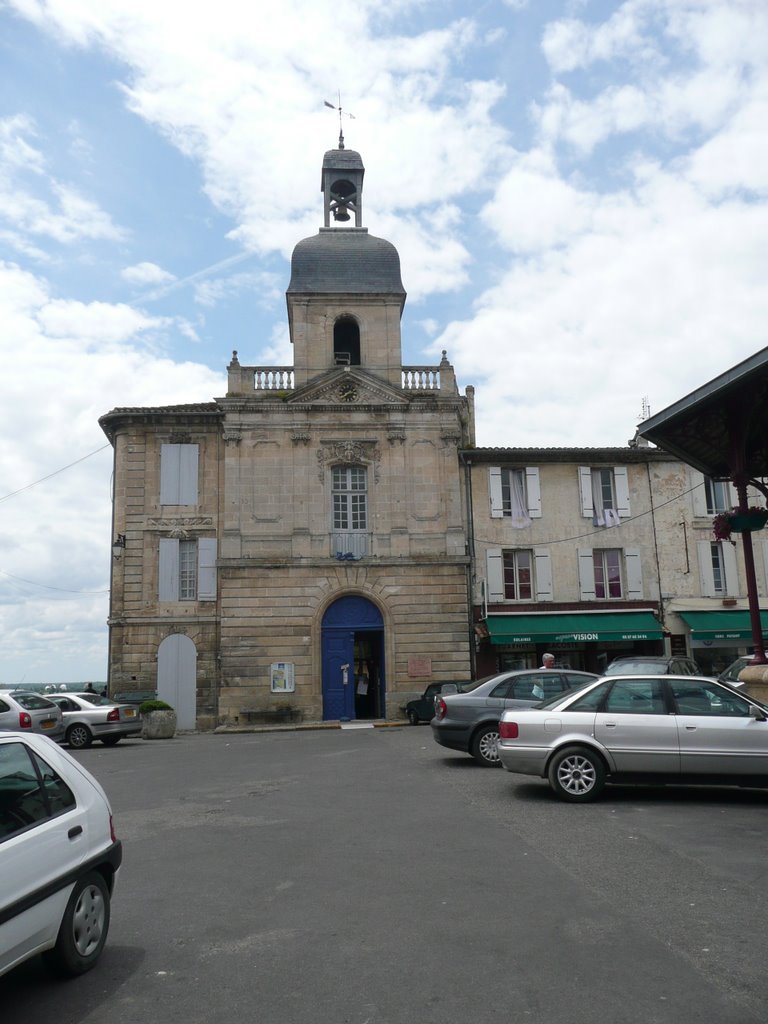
121, 261, 176, 286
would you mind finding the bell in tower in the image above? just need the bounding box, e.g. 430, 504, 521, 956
322, 146, 365, 228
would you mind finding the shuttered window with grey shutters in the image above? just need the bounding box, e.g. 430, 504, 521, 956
160, 444, 199, 505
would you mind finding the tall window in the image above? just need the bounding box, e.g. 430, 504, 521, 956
179, 540, 198, 600
593, 549, 622, 598
592, 468, 616, 521
710, 542, 726, 595
500, 469, 530, 524
333, 466, 367, 530
160, 443, 199, 505
333, 317, 360, 366
502, 550, 533, 600
704, 478, 729, 514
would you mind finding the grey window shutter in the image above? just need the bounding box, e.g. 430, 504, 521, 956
159, 538, 179, 601
533, 547, 552, 601
489, 467, 504, 518
578, 548, 596, 600
486, 548, 504, 601
160, 444, 181, 504
624, 547, 643, 599
578, 467, 593, 518
178, 444, 199, 505
614, 466, 631, 517
691, 470, 708, 517
197, 538, 217, 601
526, 467, 542, 518
722, 541, 739, 597
697, 540, 716, 597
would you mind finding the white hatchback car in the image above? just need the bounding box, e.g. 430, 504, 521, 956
0, 732, 122, 978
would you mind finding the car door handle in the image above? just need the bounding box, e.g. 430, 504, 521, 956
604, 721, 617, 728
68, 826, 83, 839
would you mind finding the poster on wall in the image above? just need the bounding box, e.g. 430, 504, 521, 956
270, 662, 295, 693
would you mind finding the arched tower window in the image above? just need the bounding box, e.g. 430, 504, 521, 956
334, 317, 360, 366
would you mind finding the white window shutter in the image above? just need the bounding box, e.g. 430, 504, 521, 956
691, 470, 708, 517
533, 547, 553, 601
526, 467, 542, 518
624, 547, 643, 599
614, 466, 631, 517
178, 444, 199, 505
578, 467, 593, 518
486, 548, 504, 601
722, 541, 739, 597
159, 538, 179, 601
160, 444, 180, 504
578, 548, 596, 600
489, 467, 504, 518
197, 538, 217, 601
697, 540, 716, 597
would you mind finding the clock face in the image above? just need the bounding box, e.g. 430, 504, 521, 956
339, 382, 359, 403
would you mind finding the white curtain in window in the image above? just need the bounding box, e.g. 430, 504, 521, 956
590, 472, 619, 527
509, 471, 531, 529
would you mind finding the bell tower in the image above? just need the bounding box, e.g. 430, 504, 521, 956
287, 142, 406, 388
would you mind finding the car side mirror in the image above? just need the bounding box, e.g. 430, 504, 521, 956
749, 705, 767, 722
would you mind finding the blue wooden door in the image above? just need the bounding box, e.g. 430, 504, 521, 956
322, 596, 384, 721
322, 629, 355, 720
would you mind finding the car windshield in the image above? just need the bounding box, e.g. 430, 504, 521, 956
605, 660, 666, 675
534, 678, 599, 709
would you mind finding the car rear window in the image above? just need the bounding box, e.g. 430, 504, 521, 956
79, 694, 116, 706
605, 661, 667, 676
11, 693, 56, 710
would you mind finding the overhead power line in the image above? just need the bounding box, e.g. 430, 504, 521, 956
0, 444, 111, 504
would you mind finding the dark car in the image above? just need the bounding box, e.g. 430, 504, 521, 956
604, 656, 702, 677
402, 681, 474, 725
431, 669, 599, 766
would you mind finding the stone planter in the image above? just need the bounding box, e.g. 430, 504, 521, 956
141, 709, 177, 740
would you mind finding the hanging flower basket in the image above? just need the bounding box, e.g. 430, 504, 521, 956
713, 508, 768, 541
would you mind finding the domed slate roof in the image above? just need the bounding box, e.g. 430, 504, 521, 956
287, 228, 405, 299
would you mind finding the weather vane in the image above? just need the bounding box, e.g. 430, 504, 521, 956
324, 92, 355, 149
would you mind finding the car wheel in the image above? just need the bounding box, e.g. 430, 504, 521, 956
66, 723, 93, 749
407, 709, 420, 726
44, 871, 110, 976
547, 746, 606, 802
101, 736, 121, 746
471, 724, 501, 767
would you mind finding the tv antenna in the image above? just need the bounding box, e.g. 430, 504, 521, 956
324, 93, 355, 149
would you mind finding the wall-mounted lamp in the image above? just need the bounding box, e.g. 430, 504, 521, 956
112, 534, 126, 559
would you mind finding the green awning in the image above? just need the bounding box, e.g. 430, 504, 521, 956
486, 612, 663, 645
679, 610, 768, 641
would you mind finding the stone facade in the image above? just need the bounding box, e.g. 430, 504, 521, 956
100, 144, 475, 728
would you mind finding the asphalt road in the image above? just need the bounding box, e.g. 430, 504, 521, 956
3, 726, 768, 1024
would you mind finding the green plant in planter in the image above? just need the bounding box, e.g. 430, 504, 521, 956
139, 699, 174, 714
713, 507, 768, 541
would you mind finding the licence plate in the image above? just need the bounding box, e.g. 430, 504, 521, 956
41, 719, 56, 730
124, 709, 136, 718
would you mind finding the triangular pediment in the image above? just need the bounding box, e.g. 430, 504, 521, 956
288, 367, 410, 407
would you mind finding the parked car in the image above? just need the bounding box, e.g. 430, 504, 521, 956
46, 692, 142, 749
0, 731, 122, 978
718, 655, 755, 687
497, 674, 768, 802
402, 681, 475, 725
604, 655, 702, 676
0, 690, 64, 742
431, 669, 599, 766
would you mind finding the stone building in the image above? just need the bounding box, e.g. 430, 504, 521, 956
465, 446, 768, 678
100, 143, 475, 729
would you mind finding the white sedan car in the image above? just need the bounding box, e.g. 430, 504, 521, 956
498, 674, 768, 802
0, 732, 122, 977
47, 692, 142, 749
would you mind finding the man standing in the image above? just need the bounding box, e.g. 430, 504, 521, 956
541, 652, 555, 669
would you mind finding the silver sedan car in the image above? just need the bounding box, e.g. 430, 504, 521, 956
498, 674, 768, 801
0, 691, 64, 742
47, 693, 142, 749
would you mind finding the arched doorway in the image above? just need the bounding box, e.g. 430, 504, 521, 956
321, 596, 385, 721
157, 634, 197, 729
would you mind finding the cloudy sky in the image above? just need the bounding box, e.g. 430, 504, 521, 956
1, 0, 766, 683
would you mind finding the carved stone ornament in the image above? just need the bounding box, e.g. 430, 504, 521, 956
148, 517, 213, 530
223, 430, 242, 446
387, 432, 406, 446
316, 440, 381, 481
291, 432, 311, 446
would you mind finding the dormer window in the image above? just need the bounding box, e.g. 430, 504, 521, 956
334, 317, 360, 366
